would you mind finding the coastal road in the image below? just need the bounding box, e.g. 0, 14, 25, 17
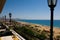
3, 24, 25, 40
0, 23, 6, 31
10, 29, 25, 40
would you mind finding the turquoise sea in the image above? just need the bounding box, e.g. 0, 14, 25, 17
17, 20, 60, 27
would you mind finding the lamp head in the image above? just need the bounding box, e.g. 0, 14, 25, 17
9, 13, 11, 17
48, 0, 57, 8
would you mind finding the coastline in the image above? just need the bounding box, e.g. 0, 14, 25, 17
17, 21, 60, 28
16, 21, 60, 38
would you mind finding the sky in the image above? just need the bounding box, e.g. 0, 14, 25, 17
0, 0, 60, 20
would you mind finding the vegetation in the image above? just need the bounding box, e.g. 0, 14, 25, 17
56, 35, 60, 40
13, 26, 47, 40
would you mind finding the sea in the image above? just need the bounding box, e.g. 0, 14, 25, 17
17, 20, 60, 28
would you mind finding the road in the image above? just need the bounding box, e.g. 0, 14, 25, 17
3, 24, 25, 40
0, 23, 6, 31
10, 29, 25, 40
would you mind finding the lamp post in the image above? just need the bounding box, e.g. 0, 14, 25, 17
9, 13, 12, 25
5, 15, 6, 24
47, 0, 57, 40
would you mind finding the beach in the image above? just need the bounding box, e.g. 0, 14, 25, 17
3, 20, 60, 40
17, 21, 60, 38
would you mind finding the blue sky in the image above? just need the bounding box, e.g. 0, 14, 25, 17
0, 0, 60, 20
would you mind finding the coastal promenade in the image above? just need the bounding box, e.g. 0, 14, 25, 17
4, 24, 25, 40
10, 29, 25, 40
0, 22, 19, 40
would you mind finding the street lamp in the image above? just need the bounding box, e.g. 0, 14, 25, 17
47, 0, 57, 40
9, 13, 12, 25
5, 15, 6, 24
48, 0, 57, 8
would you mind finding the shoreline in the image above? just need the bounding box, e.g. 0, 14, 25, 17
16, 21, 60, 38
17, 21, 60, 28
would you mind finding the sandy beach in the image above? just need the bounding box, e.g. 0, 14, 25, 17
17, 21, 60, 38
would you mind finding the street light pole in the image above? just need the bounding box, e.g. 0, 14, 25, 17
9, 13, 12, 25
47, 0, 57, 40
50, 7, 54, 40
5, 15, 6, 24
